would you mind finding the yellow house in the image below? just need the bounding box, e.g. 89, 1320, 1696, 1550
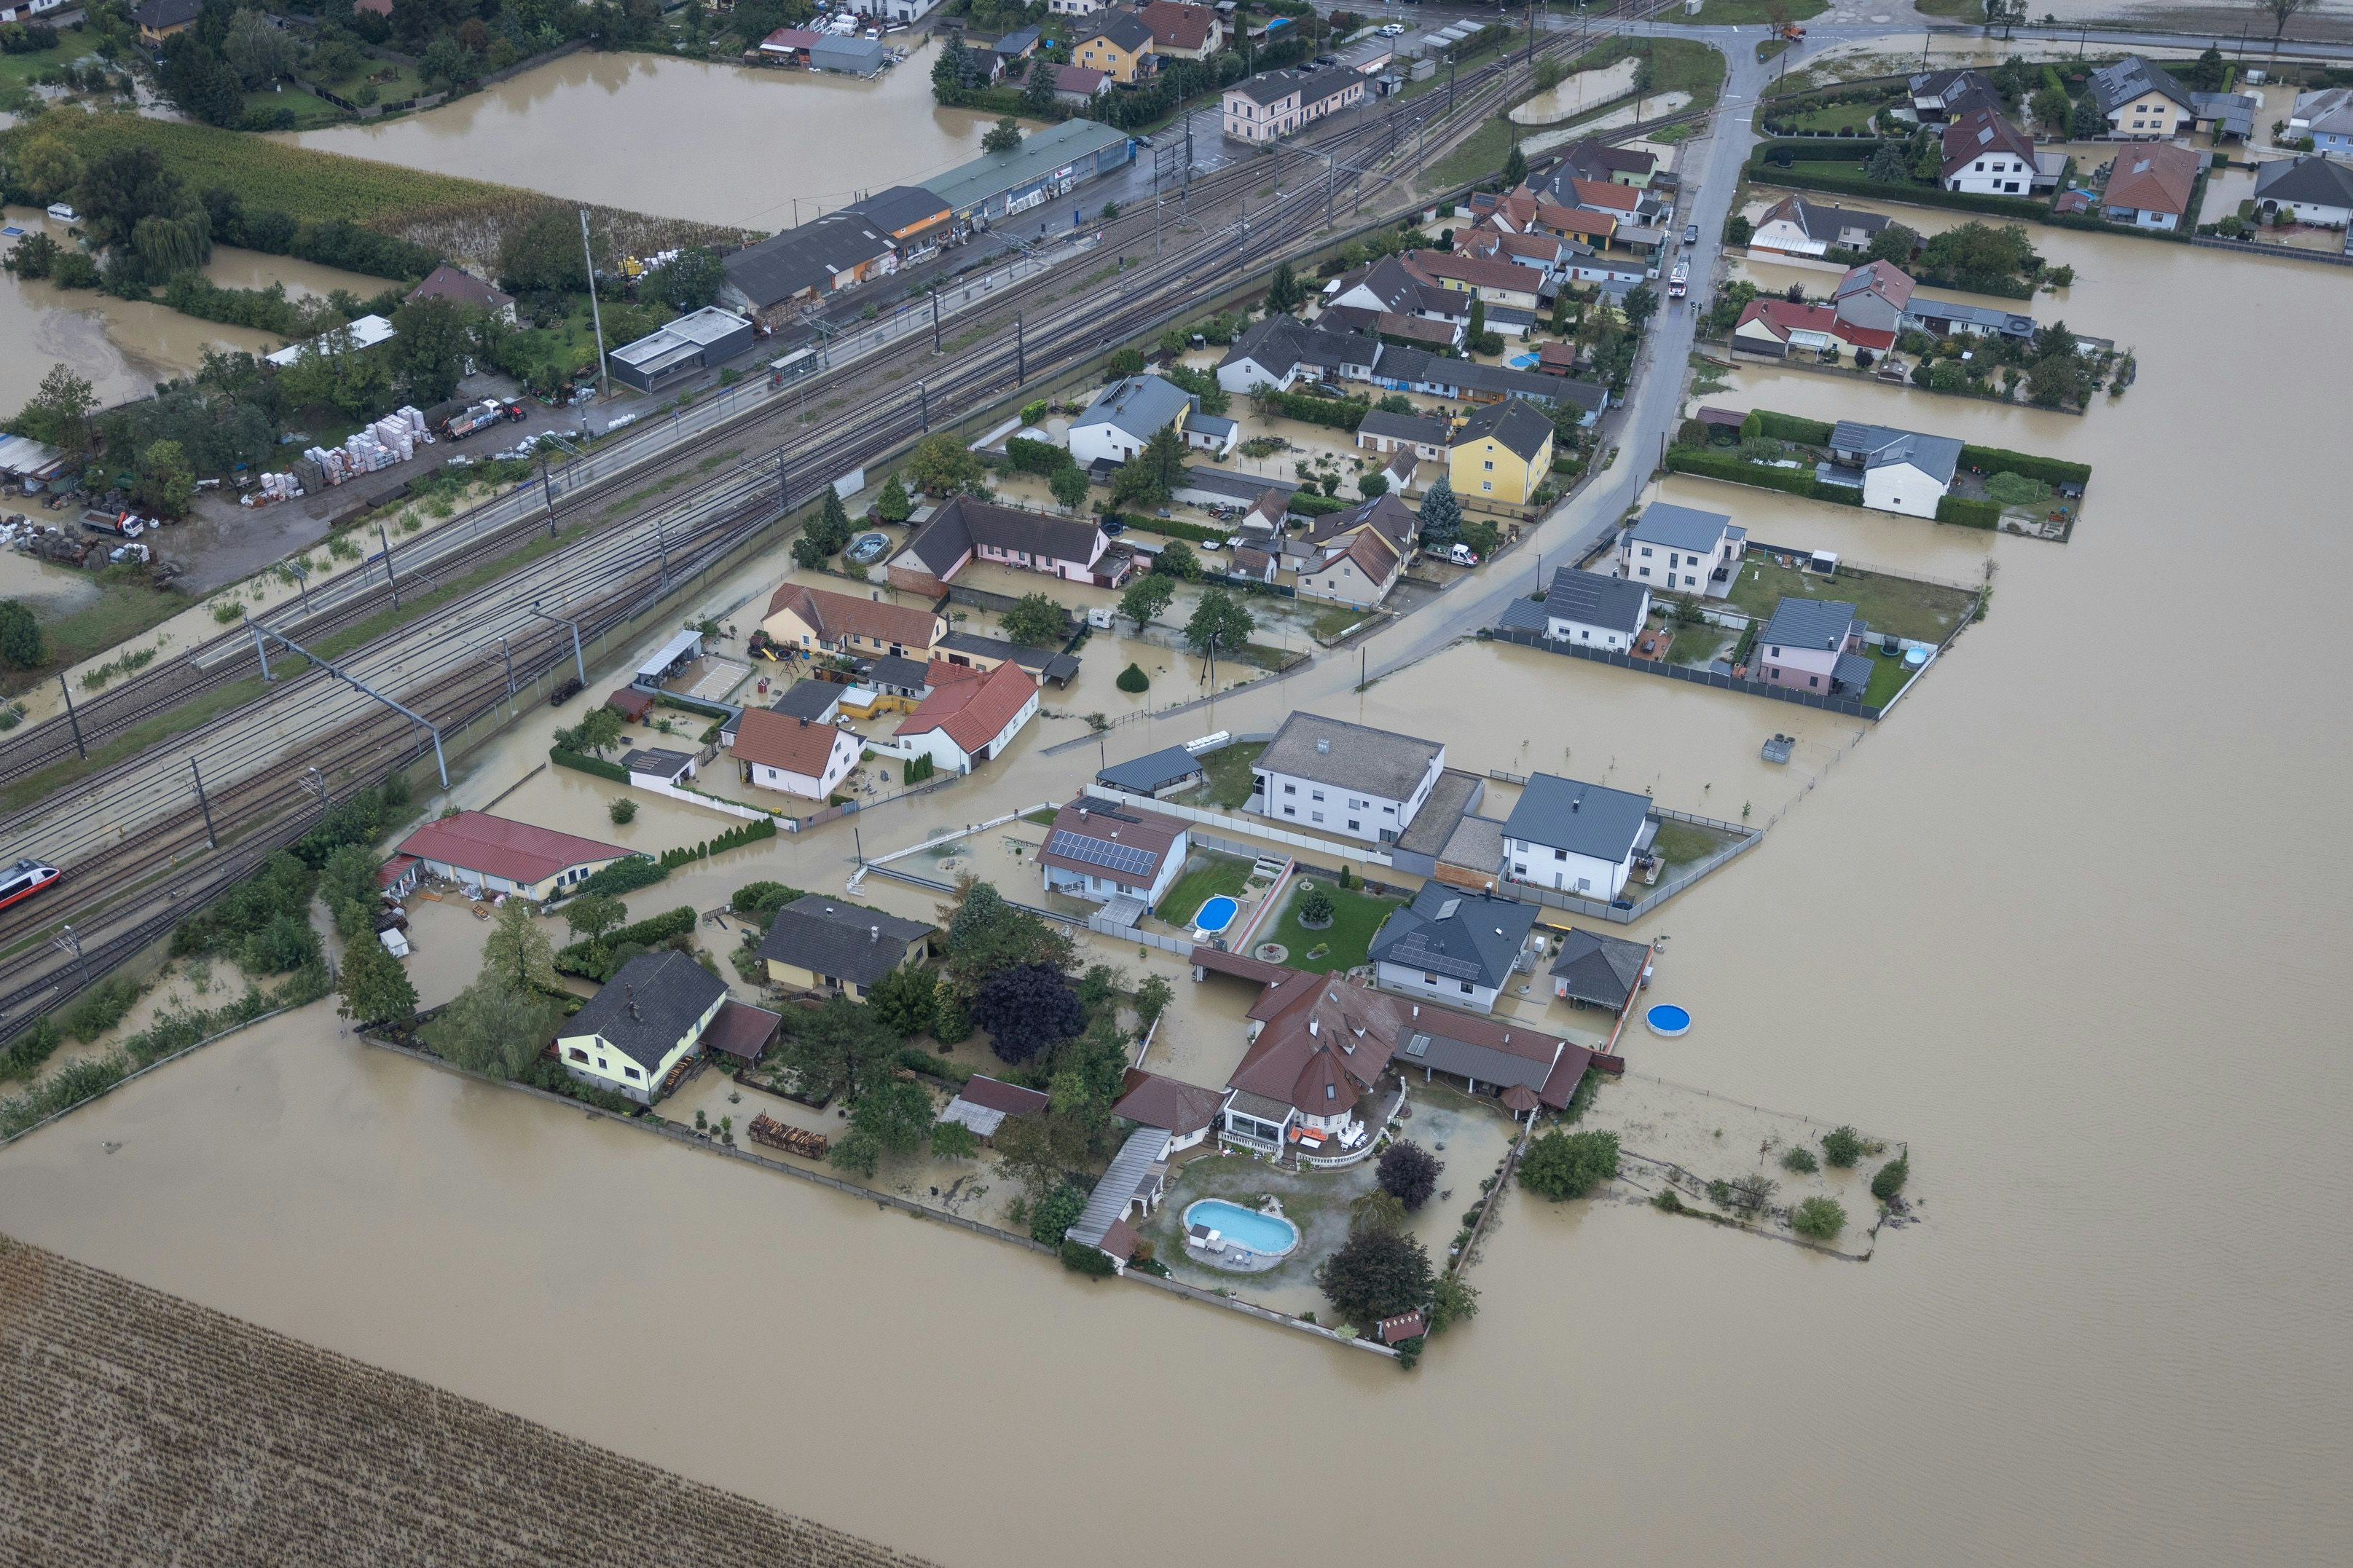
557, 950, 728, 1106
1073, 12, 1155, 84
2091, 57, 2193, 139
756, 894, 935, 999
1447, 398, 1555, 508
761, 582, 945, 661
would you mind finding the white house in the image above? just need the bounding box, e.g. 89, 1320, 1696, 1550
1619, 502, 1745, 598
1037, 797, 1190, 908
556, 949, 728, 1105
1366, 885, 1539, 1015
891, 658, 1039, 774
2254, 154, 2353, 227
2088, 57, 2192, 140
1067, 374, 1195, 468
1823, 420, 1963, 519
1252, 711, 1443, 846
1940, 109, 2038, 197
732, 708, 860, 800
1539, 567, 1651, 653
1500, 773, 1655, 903
1748, 194, 1890, 259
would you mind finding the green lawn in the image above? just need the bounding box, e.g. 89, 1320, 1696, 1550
1423, 114, 1518, 193
1779, 98, 1893, 135
1563, 35, 1727, 119
242, 85, 348, 130
0, 44, 63, 94
1727, 554, 1978, 645
1665, 620, 1729, 667
1911, 0, 1984, 16
1861, 646, 1917, 707
1199, 741, 1265, 810
1266, 877, 1402, 975
1671, 0, 1826, 23
1153, 852, 1257, 927
1651, 819, 1737, 871
1312, 604, 1372, 641
6, 575, 192, 699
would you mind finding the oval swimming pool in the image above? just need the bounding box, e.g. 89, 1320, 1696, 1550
1646, 1004, 1692, 1039
1193, 895, 1240, 934
1183, 1199, 1300, 1257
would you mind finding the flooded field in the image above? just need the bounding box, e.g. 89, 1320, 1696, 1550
285, 46, 1013, 232
3, 192, 2350, 1568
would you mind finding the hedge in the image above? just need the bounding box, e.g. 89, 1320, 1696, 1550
659, 816, 778, 867
1290, 491, 1349, 516
1935, 495, 2000, 529
575, 856, 671, 899
1743, 410, 1835, 445
1256, 388, 1370, 431
1115, 513, 1230, 545
1959, 444, 2091, 487
554, 905, 699, 980
1005, 436, 1073, 476
551, 746, 628, 782
1663, 447, 1861, 505
655, 693, 732, 720
1747, 147, 2054, 221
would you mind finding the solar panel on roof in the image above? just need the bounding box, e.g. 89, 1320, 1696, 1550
1047, 828, 1158, 878
1389, 934, 1485, 981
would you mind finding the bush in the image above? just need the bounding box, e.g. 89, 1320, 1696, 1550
551, 746, 629, 782
1295, 883, 1335, 926
575, 856, 669, 899
1935, 495, 2001, 529
1115, 663, 1149, 693
61, 977, 141, 1044
1060, 1238, 1118, 1275
608, 797, 637, 824
1791, 1196, 1847, 1240
1029, 1181, 1088, 1245
1378, 1140, 1442, 1210
902, 753, 936, 785
1518, 1128, 1619, 1200
1871, 1156, 1909, 1202
1820, 1125, 1864, 1167
1780, 1146, 1819, 1174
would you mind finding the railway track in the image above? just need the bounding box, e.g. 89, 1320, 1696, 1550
0, 11, 1678, 1038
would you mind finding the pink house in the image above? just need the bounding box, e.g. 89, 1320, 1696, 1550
887, 495, 1124, 595
1753, 597, 1870, 696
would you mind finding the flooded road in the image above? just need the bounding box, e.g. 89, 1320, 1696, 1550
3, 206, 2350, 1568
285, 47, 1013, 232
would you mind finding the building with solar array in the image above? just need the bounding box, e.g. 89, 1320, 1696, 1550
1037, 798, 1190, 921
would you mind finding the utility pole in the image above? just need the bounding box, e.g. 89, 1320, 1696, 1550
55, 671, 84, 760
930, 289, 942, 351
1015, 314, 1026, 383
189, 757, 216, 848
250, 618, 272, 682
530, 604, 586, 687
653, 514, 671, 592
53, 925, 90, 991
580, 208, 608, 401
497, 634, 516, 701
538, 454, 559, 536
287, 559, 310, 614
246, 618, 451, 788
377, 521, 400, 608
919, 381, 930, 430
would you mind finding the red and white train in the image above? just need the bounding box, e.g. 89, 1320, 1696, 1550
0, 859, 61, 913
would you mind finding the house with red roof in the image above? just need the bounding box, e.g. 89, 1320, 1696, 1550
760, 582, 945, 662
381, 811, 640, 901
891, 658, 1039, 774
1731, 298, 1895, 361
732, 707, 860, 800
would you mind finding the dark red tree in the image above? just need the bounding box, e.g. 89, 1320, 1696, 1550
1377, 1140, 1442, 1210
971, 963, 1085, 1064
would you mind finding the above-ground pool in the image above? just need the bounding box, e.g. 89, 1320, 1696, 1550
844, 532, 891, 565
1193, 895, 1240, 934
1646, 1004, 1692, 1039
1184, 1199, 1300, 1257
1508, 352, 1540, 369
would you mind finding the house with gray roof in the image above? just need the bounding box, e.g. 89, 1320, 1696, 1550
1754, 598, 1871, 698
2088, 56, 2193, 139
1214, 314, 1382, 393
557, 950, 729, 1104
1253, 712, 1445, 846
756, 894, 934, 1000
1096, 744, 1208, 799
1356, 409, 1453, 462
2254, 154, 2353, 228
1501, 773, 1657, 902
1619, 502, 1745, 599
1067, 374, 1198, 468
1820, 420, 1964, 519
1549, 926, 1652, 1012
1539, 566, 1651, 653
2289, 85, 2353, 156
1368, 885, 1539, 1013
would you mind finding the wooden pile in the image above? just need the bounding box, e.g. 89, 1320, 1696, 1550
749, 1114, 828, 1159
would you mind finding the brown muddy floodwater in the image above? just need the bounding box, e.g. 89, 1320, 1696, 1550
4, 223, 2350, 1567
286, 46, 1013, 232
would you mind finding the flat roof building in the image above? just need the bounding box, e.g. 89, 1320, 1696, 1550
922, 119, 1135, 227
609, 307, 755, 393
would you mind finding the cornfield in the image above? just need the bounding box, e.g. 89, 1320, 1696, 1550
0, 1236, 938, 1567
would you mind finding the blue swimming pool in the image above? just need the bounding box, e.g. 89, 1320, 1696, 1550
1646, 1004, 1692, 1039
1193, 895, 1240, 933
1185, 1199, 1300, 1256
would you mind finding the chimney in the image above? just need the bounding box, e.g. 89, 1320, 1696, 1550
625, 983, 640, 1022
870, 924, 880, 944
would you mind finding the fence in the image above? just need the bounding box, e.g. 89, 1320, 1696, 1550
1497, 808, 1764, 925
1081, 783, 1394, 868
2188, 233, 2353, 268
1486, 623, 1887, 719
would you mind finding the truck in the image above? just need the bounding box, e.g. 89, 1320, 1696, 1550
79, 510, 147, 538
1668, 261, 1689, 299
428, 398, 522, 442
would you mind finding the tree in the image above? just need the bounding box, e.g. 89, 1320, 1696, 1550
830, 1079, 937, 1176
1427, 1272, 1480, 1335
1116, 663, 1149, 693
865, 962, 940, 1039
2257, 0, 2312, 54
1378, 1140, 1442, 1210
1111, 425, 1185, 508
1919, 221, 2038, 293
1027, 1181, 1088, 1243
14, 136, 83, 205
1791, 1196, 1847, 1240
1316, 1227, 1433, 1324
907, 431, 983, 496
2184, 44, 2227, 92
428, 980, 558, 1080
1820, 1124, 1863, 1167
1622, 284, 1659, 328
932, 29, 970, 98
1118, 568, 1176, 632
1356, 472, 1388, 498
2070, 91, 2108, 141
419, 34, 479, 92
1417, 475, 1463, 549
337, 936, 418, 1026
388, 296, 474, 405
874, 471, 914, 523
13, 364, 97, 458
931, 1119, 981, 1160
479, 898, 558, 994
1781, 1146, 1819, 1174
1871, 1155, 1910, 1202
609, 797, 637, 825
652, 248, 726, 312
1866, 222, 1920, 265
2032, 319, 2080, 362
0, 601, 46, 671
1109, 346, 1146, 377
1153, 537, 1201, 580
1501, 140, 1528, 189
972, 962, 1086, 1063
1518, 1128, 1620, 1200
2029, 84, 2072, 135
1048, 464, 1089, 511
776, 993, 900, 1103
943, 880, 1074, 993
982, 116, 1024, 155
563, 893, 629, 943
572, 704, 625, 756
1724, 211, 1753, 245
1001, 592, 1069, 646
1265, 260, 1304, 314
1863, 141, 1909, 184
130, 440, 195, 519
1295, 882, 1335, 925
157, 34, 245, 127
1134, 974, 1174, 1030
1183, 587, 1254, 657
222, 7, 295, 87
1021, 54, 1057, 114
1348, 1188, 1407, 1237
497, 206, 590, 296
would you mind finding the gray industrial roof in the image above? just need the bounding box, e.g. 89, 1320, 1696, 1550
756, 894, 932, 989
1543, 567, 1650, 637
722, 211, 896, 310
1503, 773, 1653, 864
1628, 501, 1732, 553
924, 119, 1132, 216
1257, 711, 1442, 801
1097, 744, 1207, 795
810, 35, 887, 73
846, 184, 951, 235
565, 950, 728, 1071
1548, 927, 1649, 1009
1828, 420, 1963, 487
1758, 596, 1860, 653
1369, 886, 1536, 990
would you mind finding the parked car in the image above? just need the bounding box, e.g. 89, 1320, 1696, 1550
1380, 22, 1405, 35
1684, 223, 1700, 246
1447, 543, 1480, 567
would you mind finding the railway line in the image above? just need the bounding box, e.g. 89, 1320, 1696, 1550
0, 9, 1674, 1039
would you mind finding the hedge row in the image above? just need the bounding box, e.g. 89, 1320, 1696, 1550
656, 693, 732, 720
1744, 410, 1835, 445
659, 816, 779, 868
1960, 444, 2092, 486
1935, 495, 2001, 529
1257, 389, 1369, 431
551, 746, 627, 782
554, 905, 699, 980
1747, 151, 2054, 221
576, 856, 671, 899
1290, 491, 1350, 516
1113, 513, 1229, 545
1664, 447, 1861, 505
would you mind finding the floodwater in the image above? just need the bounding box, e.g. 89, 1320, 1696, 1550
285, 46, 1013, 233
4, 218, 2352, 1568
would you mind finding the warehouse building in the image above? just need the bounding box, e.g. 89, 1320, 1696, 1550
924, 119, 1136, 231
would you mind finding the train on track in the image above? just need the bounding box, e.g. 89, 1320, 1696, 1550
0, 859, 61, 914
